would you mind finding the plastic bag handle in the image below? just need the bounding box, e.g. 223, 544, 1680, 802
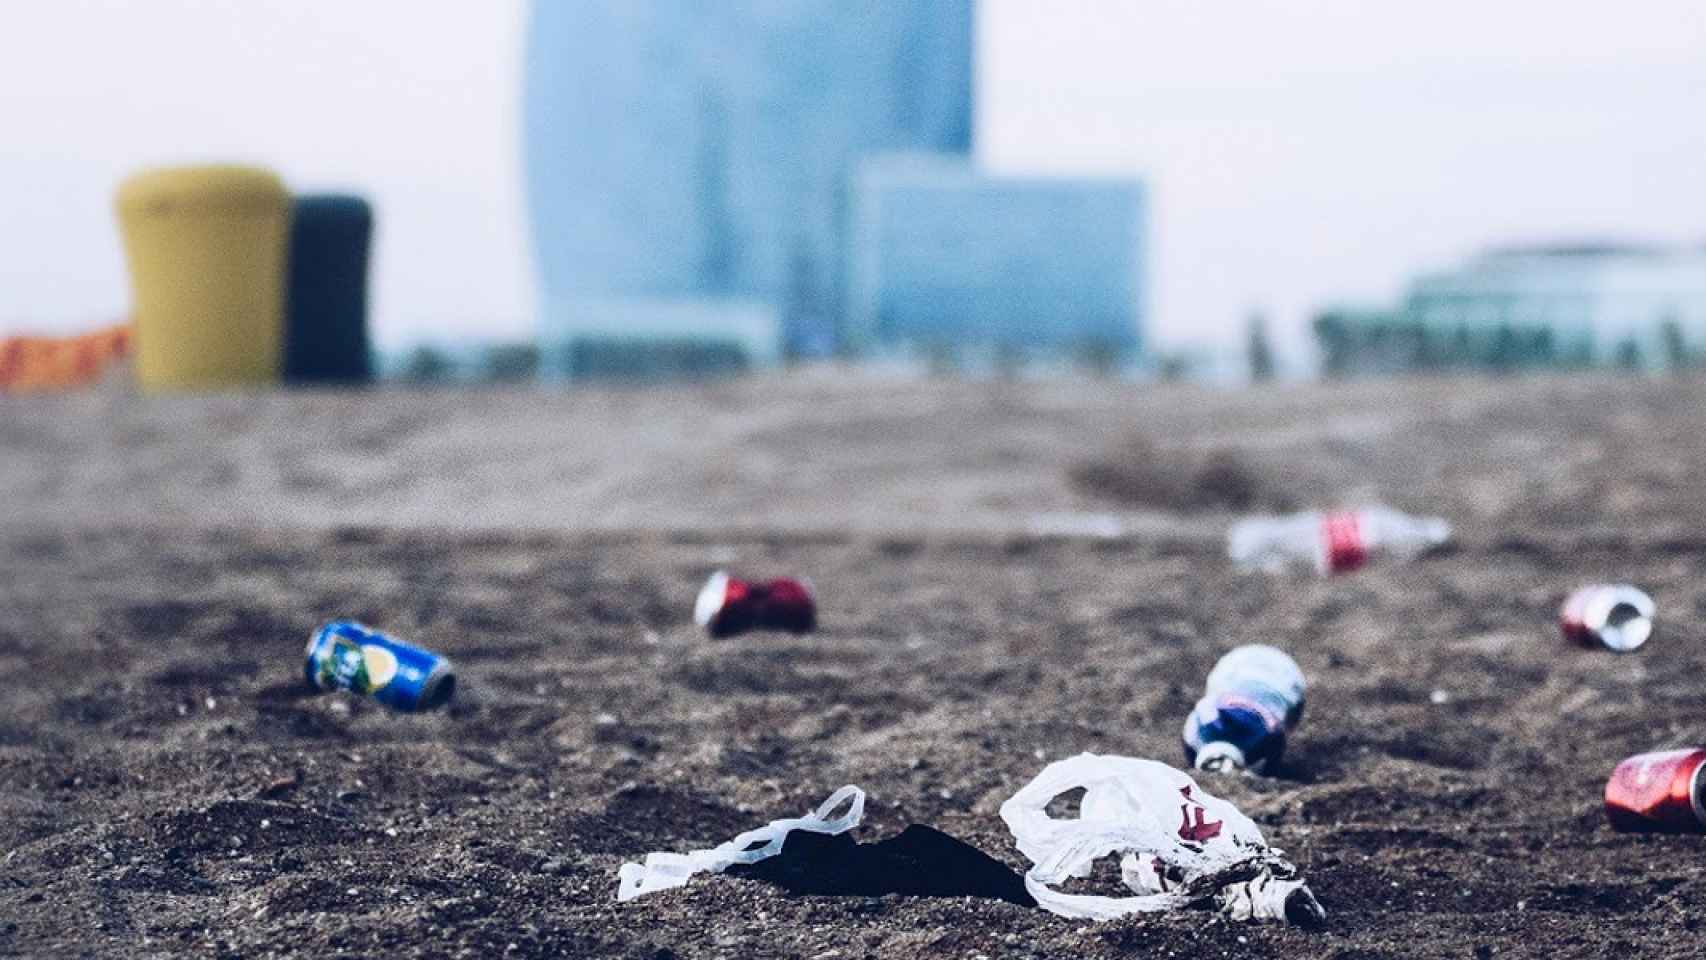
617, 785, 865, 902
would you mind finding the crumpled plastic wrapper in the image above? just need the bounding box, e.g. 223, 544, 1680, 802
999, 753, 1325, 924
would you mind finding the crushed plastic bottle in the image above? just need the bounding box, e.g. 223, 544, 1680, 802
1183, 645, 1306, 774
1228, 505, 1451, 575
999, 753, 1324, 924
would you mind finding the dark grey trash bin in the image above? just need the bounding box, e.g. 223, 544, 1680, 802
285, 194, 373, 382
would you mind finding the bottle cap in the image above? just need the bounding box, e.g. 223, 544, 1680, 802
1194, 742, 1248, 773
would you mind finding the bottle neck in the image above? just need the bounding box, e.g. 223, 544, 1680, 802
1195, 741, 1248, 772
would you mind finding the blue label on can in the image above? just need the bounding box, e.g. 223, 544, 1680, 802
305, 621, 455, 712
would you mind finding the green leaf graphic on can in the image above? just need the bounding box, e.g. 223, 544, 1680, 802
317, 635, 395, 694
316, 635, 361, 690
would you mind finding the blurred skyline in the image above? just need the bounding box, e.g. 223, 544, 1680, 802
524, 1, 975, 363
2, 0, 1703, 366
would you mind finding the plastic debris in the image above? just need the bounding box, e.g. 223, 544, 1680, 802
616, 786, 864, 901
1229, 506, 1451, 575
1183, 645, 1307, 774
999, 753, 1324, 924
695, 570, 817, 638
1560, 584, 1655, 653
616, 789, 1032, 906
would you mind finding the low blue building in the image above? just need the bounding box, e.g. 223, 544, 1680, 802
1315, 244, 1706, 375
846, 156, 1146, 367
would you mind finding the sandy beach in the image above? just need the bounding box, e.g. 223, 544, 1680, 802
5, 372, 1706, 958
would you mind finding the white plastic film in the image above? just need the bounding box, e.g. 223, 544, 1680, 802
616, 785, 865, 901
999, 753, 1321, 923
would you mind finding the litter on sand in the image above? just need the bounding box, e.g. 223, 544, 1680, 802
1000, 753, 1325, 924
617, 753, 1322, 926
304, 620, 456, 712
615, 785, 1031, 907
1228, 506, 1451, 575
1182, 645, 1307, 774
617, 785, 864, 901
1560, 584, 1655, 653
1604, 748, 1706, 833
694, 570, 818, 638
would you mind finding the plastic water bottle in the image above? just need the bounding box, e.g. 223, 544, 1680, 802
1227, 506, 1450, 575
1183, 645, 1306, 774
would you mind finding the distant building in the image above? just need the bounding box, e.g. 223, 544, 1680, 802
846, 156, 1146, 367
378, 339, 534, 384
523, 1, 973, 375
1316, 244, 1706, 375
549, 298, 779, 380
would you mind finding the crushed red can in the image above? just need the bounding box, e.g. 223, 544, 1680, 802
694, 570, 816, 638
1559, 584, 1655, 652
1605, 748, 1706, 833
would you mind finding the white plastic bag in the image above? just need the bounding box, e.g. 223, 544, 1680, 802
999, 753, 1323, 923
616, 785, 865, 901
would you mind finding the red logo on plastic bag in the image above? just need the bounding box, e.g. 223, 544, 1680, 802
1177, 786, 1223, 842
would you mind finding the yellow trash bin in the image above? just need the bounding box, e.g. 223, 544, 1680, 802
115, 165, 291, 390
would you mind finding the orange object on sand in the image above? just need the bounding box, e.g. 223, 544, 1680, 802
0, 325, 131, 392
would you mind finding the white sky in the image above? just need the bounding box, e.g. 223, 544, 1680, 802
0, 1, 533, 348
3, 1, 1704, 361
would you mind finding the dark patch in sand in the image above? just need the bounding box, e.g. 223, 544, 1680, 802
1070, 434, 1286, 511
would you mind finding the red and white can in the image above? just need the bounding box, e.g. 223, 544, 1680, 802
1559, 584, 1655, 653
1605, 748, 1706, 833
694, 571, 816, 638
1318, 511, 1368, 574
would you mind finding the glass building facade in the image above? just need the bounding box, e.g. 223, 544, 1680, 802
524, 1, 974, 372
1315, 245, 1706, 375
847, 156, 1146, 364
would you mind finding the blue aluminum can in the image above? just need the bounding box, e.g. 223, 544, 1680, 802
305, 620, 456, 712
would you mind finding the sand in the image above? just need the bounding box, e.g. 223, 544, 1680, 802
4, 372, 1706, 958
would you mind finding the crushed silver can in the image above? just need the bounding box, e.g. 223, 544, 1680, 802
1559, 584, 1655, 652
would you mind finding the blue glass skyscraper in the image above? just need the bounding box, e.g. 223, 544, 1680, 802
524, 2, 974, 367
